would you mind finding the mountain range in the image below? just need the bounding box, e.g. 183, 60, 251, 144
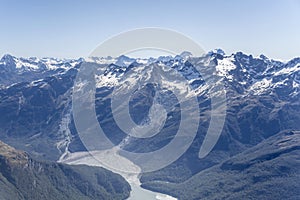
0, 50, 299, 199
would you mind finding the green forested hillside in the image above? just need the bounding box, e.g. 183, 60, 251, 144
0, 140, 131, 200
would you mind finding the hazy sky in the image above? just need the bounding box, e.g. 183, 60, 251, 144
0, 0, 299, 60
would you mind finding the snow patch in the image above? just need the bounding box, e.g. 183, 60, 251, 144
216, 56, 236, 80
249, 78, 272, 95
274, 63, 300, 76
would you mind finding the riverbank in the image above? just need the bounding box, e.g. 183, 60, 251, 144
60, 148, 177, 200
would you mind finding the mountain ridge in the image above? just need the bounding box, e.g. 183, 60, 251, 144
0, 139, 131, 200
141, 130, 300, 200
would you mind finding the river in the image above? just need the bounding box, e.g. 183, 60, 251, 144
60, 147, 177, 200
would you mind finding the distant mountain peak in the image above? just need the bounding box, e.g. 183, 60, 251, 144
1, 53, 14, 59
208, 48, 225, 56
115, 55, 136, 67
259, 54, 269, 60
179, 51, 193, 59
0, 54, 16, 64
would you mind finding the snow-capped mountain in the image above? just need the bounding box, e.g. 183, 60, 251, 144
0, 54, 83, 86
1, 51, 298, 96
86, 50, 300, 102
0, 54, 82, 71
0, 50, 299, 199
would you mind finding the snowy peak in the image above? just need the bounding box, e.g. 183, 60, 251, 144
1, 51, 300, 100
259, 54, 268, 60
210, 52, 300, 98
286, 57, 300, 68
179, 51, 193, 59
0, 54, 16, 63
0, 54, 83, 71
0, 54, 17, 68
115, 55, 136, 67
208, 48, 225, 56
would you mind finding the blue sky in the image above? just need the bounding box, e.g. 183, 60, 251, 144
0, 0, 299, 60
